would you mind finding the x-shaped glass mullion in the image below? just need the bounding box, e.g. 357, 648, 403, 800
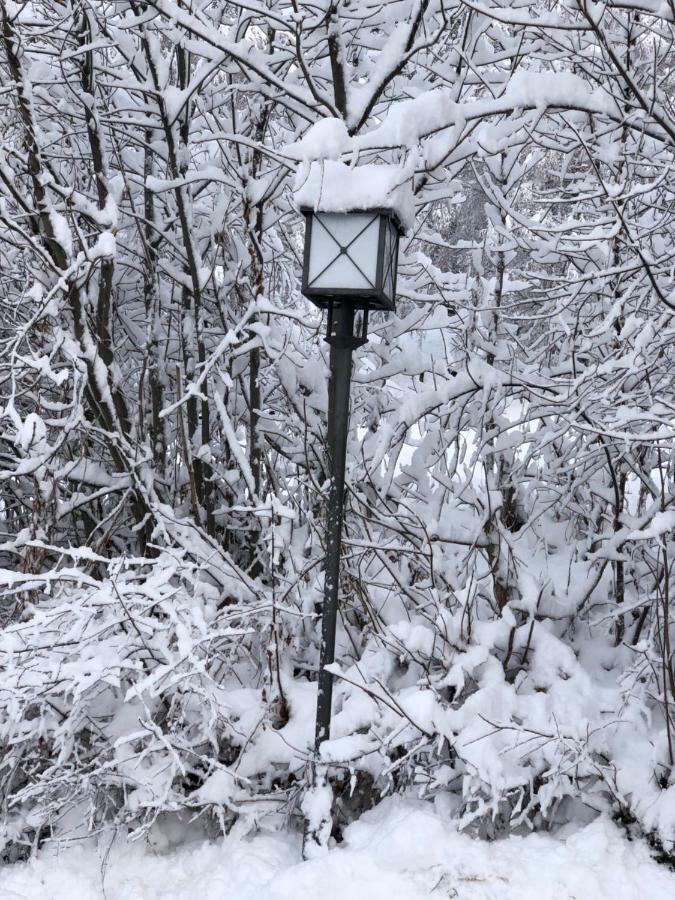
310, 214, 379, 288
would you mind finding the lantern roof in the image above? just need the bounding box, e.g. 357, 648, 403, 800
294, 161, 413, 234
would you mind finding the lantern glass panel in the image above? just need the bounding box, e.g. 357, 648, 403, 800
307, 213, 380, 292
381, 218, 399, 303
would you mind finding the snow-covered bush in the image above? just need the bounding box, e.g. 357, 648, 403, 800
2, 512, 673, 857
0, 549, 309, 858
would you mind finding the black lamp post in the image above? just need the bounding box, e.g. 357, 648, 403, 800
300, 207, 402, 856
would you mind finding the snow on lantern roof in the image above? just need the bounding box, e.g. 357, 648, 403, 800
294, 160, 414, 234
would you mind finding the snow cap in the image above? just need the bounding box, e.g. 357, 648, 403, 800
294, 159, 414, 233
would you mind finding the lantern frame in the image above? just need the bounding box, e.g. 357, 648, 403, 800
300, 207, 403, 313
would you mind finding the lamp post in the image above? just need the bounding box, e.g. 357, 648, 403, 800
300, 207, 402, 857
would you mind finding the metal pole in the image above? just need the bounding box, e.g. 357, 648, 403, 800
302, 303, 355, 858
316, 304, 354, 747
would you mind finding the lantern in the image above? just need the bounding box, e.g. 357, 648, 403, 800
301, 208, 402, 314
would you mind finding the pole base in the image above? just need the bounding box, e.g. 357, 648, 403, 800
301, 763, 333, 859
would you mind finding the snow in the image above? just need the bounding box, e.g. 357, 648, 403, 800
2, 798, 674, 899
48, 209, 73, 258
347, 24, 412, 129
294, 160, 414, 231
14, 412, 47, 452
627, 510, 675, 540
286, 118, 351, 162
91, 231, 116, 260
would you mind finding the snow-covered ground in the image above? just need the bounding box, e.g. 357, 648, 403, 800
2, 798, 674, 900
